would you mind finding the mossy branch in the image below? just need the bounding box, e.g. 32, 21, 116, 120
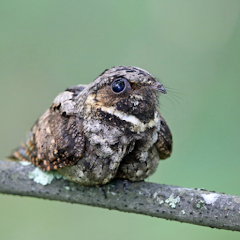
0, 159, 239, 231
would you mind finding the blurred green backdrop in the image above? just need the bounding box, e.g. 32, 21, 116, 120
1, 1, 240, 239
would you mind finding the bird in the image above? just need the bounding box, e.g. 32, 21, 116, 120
11, 66, 172, 186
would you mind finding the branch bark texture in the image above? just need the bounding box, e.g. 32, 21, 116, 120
0, 160, 239, 231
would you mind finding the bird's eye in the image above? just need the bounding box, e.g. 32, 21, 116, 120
111, 78, 127, 93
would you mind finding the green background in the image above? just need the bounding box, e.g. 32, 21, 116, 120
1, 1, 240, 239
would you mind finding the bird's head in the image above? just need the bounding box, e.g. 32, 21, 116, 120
78, 66, 166, 131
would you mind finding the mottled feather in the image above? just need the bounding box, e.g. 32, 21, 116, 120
12, 66, 173, 185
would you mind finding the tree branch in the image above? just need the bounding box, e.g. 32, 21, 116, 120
0, 159, 239, 231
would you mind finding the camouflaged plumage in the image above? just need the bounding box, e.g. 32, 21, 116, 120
12, 66, 172, 186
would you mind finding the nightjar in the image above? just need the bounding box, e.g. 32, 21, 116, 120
12, 66, 172, 186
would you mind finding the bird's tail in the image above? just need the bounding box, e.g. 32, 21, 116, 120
8, 144, 31, 163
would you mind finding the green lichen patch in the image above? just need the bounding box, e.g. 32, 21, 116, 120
153, 192, 164, 205
158, 199, 164, 205
165, 194, 180, 208
29, 167, 64, 186
196, 200, 205, 209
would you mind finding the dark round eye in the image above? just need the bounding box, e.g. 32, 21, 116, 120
111, 78, 126, 93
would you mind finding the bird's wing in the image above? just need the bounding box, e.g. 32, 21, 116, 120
12, 85, 87, 171
155, 114, 173, 159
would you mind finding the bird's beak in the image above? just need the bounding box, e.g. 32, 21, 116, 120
151, 83, 167, 94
